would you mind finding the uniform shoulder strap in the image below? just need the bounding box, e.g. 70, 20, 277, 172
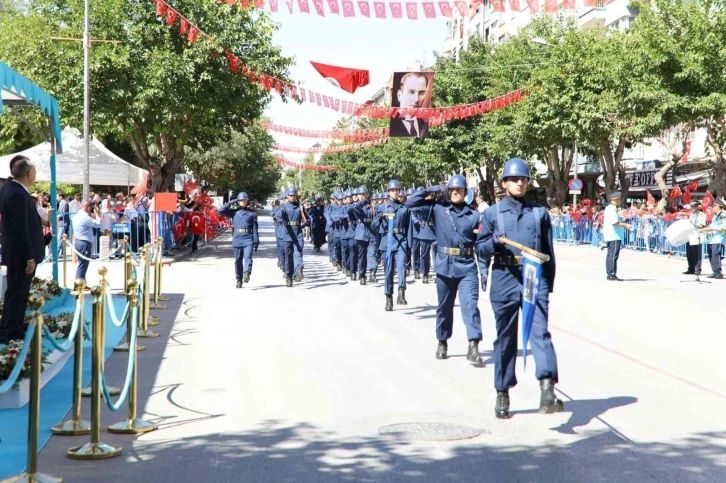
533, 206, 543, 253
496, 202, 505, 238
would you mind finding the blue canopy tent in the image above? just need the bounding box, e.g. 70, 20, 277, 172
0, 62, 63, 281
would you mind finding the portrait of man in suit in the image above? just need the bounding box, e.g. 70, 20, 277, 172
0, 155, 46, 343
389, 71, 434, 139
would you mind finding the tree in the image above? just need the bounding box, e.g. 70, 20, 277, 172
0, 0, 292, 191
185, 126, 280, 201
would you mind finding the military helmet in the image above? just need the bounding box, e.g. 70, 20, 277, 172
236, 192, 249, 201
502, 158, 531, 179
447, 174, 467, 190
406, 187, 414, 195
359, 185, 369, 194
387, 179, 402, 190
287, 186, 299, 196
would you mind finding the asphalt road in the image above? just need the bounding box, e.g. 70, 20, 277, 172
38, 214, 726, 482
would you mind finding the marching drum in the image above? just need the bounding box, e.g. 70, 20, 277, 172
665, 219, 696, 246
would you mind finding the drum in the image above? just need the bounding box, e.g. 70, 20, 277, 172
665, 219, 695, 246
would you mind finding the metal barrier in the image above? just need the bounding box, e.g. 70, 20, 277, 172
551, 215, 718, 257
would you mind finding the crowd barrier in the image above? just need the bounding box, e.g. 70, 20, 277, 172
55, 210, 218, 258
550, 214, 720, 258
0, 239, 170, 480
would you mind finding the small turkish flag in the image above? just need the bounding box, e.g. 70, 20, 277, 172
687, 180, 699, 192
544, 0, 557, 11
342, 0, 355, 16
358, 1, 370, 16
130, 172, 149, 196
527, 0, 539, 12
373, 1, 386, 17
438, 1, 451, 16
173, 218, 186, 241
682, 188, 691, 204
646, 190, 655, 207
669, 185, 682, 200
313, 0, 325, 14
422, 2, 436, 17
562, 0, 574, 8
702, 191, 715, 210
189, 213, 206, 236
390, 2, 402, 18
491, 0, 504, 11
406, 2, 418, 19
509, 0, 521, 10
310, 61, 370, 94
681, 140, 691, 164
327, 0, 340, 14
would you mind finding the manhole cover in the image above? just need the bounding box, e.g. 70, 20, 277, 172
378, 423, 485, 441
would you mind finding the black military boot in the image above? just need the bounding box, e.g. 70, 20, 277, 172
369, 271, 376, 283
466, 340, 482, 363
385, 295, 393, 311
337, 263, 342, 271
436, 341, 448, 360
422, 274, 429, 284
359, 275, 366, 285
414, 270, 421, 280
243, 272, 250, 283
286, 277, 293, 287
539, 378, 564, 414
294, 273, 303, 282
495, 391, 511, 419
406, 268, 411, 277
352, 272, 357, 281
236, 279, 243, 288
396, 288, 407, 305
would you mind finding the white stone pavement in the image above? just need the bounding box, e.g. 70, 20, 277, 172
37, 213, 726, 482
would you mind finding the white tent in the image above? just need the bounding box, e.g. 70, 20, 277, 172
0, 126, 146, 186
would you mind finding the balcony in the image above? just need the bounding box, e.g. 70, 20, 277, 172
578, 1, 606, 30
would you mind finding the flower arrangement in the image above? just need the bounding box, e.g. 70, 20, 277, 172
0, 340, 49, 390
30, 277, 63, 300
44, 312, 75, 340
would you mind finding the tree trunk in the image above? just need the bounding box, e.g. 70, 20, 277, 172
655, 123, 693, 212
597, 136, 627, 205
544, 144, 574, 208
476, 166, 496, 204
654, 158, 677, 212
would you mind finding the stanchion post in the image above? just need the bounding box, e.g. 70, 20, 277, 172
82, 268, 120, 398
2, 296, 64, 482
67, 286, 122, 461
108, 280, 157, 435
116, 237, 129, 295
51, 279, 91, 436
153, 238, 169, 304
61, 234, 68, 289
114, 275, 145, 353
137, 247, 159, 338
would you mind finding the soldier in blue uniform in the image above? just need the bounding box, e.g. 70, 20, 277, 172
274, 186, 308, 287
410, 186, 436, 284
218, 192, 259, 288
331, 192, 344, 271
272, 196, 285, 273
408, 187, 423, 279
351, 186, 375, 285
309, 196, 327, 252
475, 158, 562, 419
374, 180, 412, 311
346, 188, 360, 280
406, 175, 483, 363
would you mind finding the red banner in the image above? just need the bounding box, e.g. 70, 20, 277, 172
273, 138, 389, 154
272, 154, 337, 171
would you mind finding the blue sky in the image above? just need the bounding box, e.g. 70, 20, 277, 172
263, 8, 447, 160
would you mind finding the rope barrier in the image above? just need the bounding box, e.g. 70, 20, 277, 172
37, 252, 55, 266
0, 323, 36, 393
104, 287, 130, 328
69, 243, 122, 262
41, 295, 84, 352
100, 306, 138, 412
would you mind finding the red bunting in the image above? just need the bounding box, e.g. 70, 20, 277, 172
272, 154, 337, 171
273, 138, 389, 155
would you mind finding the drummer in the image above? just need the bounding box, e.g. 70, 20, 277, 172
703, 200, 726, 279
684, 201, 707, 276
603, 191, 633, 281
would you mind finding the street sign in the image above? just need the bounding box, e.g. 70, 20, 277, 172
569, 190, 581, 195
568, 178, 584, 191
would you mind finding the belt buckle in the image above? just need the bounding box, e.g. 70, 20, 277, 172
449, 247, 461, 256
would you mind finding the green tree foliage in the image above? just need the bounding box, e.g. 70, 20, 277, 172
185, 126, 280, 202
0, 0, 292, 192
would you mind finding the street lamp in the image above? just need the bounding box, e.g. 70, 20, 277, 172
530, 37, 551, 47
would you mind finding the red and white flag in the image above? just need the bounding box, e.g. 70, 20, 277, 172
358, 0, 370, 16
310, 61, 370, 93
373, 1, 386, 17
681, 140, 691, 164
422, 2, 436, 17
406, 2, 418, 19
341, 0, 355, 15
390, 1, 402, 17
702, 191, 715, 209
327, 0, 340, 14
312, 0, 325, 14
438, 1, 451, 16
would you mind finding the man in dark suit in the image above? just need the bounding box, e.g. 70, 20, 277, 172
0, 156, 45, 343
389, 72, 431, 139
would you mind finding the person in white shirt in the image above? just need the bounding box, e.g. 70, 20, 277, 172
68, 192, 82, 214
71, 201, 102, 280
603, 191, 632, 281
685, 201, 707, 275
703, 200, 725, 279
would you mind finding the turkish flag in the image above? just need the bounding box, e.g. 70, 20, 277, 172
173, 218, 186, 241
682, 188, 691, 204
182, 179, 197, 195
390, 1, 402, 17
298, 0, 310, 11
583, 0, 597, 5
438, 1, 452, 16
453, 1, 466, 15
687, 180, 699, 192
646, 190, 655, 207
189, 213, 205, 236
310, 61, 370, 93
509, 0, 521, 10
327, 0, 340, 13
373, 1, 386, 17
702, 191, 715, 210
206, 224, 217, 240
341, 0, 355, 16
358, 0, 370, 16
669, 185, 682, 200
130, 172, 149, 196
544, 0, 557, 11
527, 0, 539, 12
562, 0, 574, 8
421, 2, 436, 16
406, 2, 418, 19
313, 0, 325, 14
491, 0, 504, 11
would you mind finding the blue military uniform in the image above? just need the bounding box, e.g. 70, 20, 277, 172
345, 188, 359, 280
374, 180, 412, 310
331, 193, 345, 271
309, 198, 327, 251
475, 158, 561, 419
351, 186, 375, 285
337, 190, 353, 276
218, 192, 259, 286
406, 176, 483, 362
410, 186, 436, 283
272, 194, 286, 274
274, 187, 308, 286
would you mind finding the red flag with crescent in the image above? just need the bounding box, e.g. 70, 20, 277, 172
310, 61, 370, 94
189, 213, 206, 236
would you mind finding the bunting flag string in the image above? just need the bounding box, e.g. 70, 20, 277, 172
273, 138, 389, 154
216, 0, 614, 20
261, 121, 389, 141
153, 0, 525, 120
272, 154, 338, 171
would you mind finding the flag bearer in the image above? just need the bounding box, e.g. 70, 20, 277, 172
218, 192, 259, 288
475, 158, 561, 420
